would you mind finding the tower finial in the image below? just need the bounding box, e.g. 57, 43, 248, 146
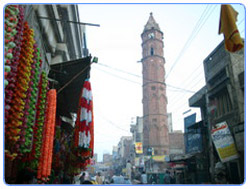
150, 12, 153, 16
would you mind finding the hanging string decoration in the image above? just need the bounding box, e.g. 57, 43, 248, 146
4, 5, 19, 88
19, 44, 42, 154
73, 79, 94, 167
4, 5, 24, 132
24, 71, 48, 170
37, 89, 57, 182
5, 21, 35, 160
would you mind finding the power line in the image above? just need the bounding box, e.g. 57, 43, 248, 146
94, 65, 198, 116
165, 4, 217, 80
94, 62, 208, 117
97, 112, 131, 134
96, 63, 197, 94
94, 66, 141, 85
238, 18, 245, 26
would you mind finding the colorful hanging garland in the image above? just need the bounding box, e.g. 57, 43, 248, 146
4, 5, 24, 128
5, 21, 35, 160
73, 79, 94, 168
37, 89, 57, 182
4, 5, 19, 88
19, 44, 42, 154
26, 71, 48, 169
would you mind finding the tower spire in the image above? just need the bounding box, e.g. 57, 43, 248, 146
144, 12, 160, 32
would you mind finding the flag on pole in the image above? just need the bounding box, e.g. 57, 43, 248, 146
219, 4, 244, 52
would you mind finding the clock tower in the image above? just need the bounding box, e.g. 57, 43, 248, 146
141, 13, 169, 156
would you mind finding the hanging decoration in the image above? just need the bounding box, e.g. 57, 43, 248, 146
73, 79, 94, 168
4, 5, 24, 133
4, 5, 19, 88
19, 45, 42, 155
37, 89, 57, 182
28, 71, 48, 167
5, 20, 36, 160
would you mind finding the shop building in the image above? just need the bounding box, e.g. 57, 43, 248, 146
4, 4, 96, 184
189, 40, 245, 184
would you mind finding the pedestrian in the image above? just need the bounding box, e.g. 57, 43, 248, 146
95, 172, 103, 184
126, 160, 132, 181
80, 172, 85, 184
73, 172, 82, 184
163, 170, 171, 184
170, 170, 176, 184
140, 171, 147, 184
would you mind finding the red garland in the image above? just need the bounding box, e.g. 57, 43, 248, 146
74, 79, 94, 160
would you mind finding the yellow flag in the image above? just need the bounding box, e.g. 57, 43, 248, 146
219, 4, 244, 52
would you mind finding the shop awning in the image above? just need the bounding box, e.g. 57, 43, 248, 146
48, 56, 92, 119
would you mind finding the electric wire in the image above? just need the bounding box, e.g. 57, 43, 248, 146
99, 115, 131, 134
96, 63, 197, 94
165, 4, 217, 80
94, 63, 203, 114
94, 65, 198, 123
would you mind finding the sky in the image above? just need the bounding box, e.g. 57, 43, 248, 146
78, 3, 245, 162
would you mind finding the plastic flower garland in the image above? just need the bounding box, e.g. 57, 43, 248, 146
37, 89, 57, 182
19, 45, 42, 154
5, 5, 24, 128
5, 21, 35, 160
73, 79, 94, 168
4, 5, 19, 88
28, 71, 48, 168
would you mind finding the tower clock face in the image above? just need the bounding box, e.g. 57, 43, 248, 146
148, 33, 155, 39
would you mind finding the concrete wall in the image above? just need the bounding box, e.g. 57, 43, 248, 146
24, 5, 84, 71
169, 132, 185, 155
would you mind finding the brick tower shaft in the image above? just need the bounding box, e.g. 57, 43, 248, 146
141, 13, 169, 156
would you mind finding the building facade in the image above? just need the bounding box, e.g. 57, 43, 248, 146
169, 131, 185, 155
23, 5, 86, 71
141, 13, 169, 156
189, 40, 245, 184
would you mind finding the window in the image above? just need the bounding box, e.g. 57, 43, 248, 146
214, 90, 232, 118
152, 118, 157, 122
151, 86, 156, 90
150, 47, 154, 56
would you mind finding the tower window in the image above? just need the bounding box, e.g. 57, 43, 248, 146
152, 118, 157, 122
150, 47, 154, 56
151, 86, 156, 90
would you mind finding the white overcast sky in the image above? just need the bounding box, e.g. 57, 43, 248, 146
78, 3, 245, 161
82, 0, 249, 182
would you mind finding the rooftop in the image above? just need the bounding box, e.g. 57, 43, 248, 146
144, 12, 161, 32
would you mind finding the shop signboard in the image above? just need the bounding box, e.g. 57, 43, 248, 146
184, 113, 196, 132
152, 155, 166, 162
135, 142, 143, 154
211, 121, 239, 162
184, 113, 203, 154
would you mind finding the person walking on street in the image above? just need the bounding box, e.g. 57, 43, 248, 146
140, 171, 147, 184
95, 172, 103, 184
170, 170, 176, 184
126, 160, 132, 181
80, 172, 85, 184
164, 170, 171, 184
